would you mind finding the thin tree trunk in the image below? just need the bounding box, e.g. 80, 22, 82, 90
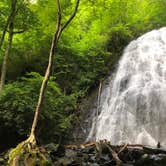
0, 16, 10, 50
0, 0, 17, 91
29, 23, 62, 144
28, 0, 80, 145
0, 25, 14, 91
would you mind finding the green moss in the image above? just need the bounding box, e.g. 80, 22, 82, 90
8, 142, 52, 166
8, 142, 25, 165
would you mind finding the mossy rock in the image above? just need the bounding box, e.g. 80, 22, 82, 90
8, 141, 52, 166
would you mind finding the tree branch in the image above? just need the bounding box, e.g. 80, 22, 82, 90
103, 142, 123, 166
61, 0, 80, 32
0, 16, 10, 50
28, 0, 80, 144
0, 0, 17, 50
56, 0, 62, 30
29, 0, 63, 138
13, 29, 27, 34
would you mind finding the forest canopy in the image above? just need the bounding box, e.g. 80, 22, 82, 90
0, 0, 166, 151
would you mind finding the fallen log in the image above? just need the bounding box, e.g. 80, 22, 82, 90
118, 143, 128, 154
103, 142, 123, 166
62, 141, 166, 166
143, 146, 166, 154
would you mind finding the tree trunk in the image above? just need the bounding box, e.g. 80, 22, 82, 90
0, 16, 10, 50
0, 25, 14, 91
29, 27, 61, 144
28, 0, 80, 145
0, 0, 17, 91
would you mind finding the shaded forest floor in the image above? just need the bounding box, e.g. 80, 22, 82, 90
1, 140, 166, 165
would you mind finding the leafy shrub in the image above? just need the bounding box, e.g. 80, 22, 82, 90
0, 72, 76, 150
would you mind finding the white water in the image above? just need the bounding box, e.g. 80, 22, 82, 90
88, 27, 166, 147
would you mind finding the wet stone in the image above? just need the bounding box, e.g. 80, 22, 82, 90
65, 149, 77, 158
135, 153, 166, 166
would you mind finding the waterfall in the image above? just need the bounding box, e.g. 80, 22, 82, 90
88, 27, 166, 147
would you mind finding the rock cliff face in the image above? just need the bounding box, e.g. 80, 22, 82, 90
69, 88, 98, 144
68, 74, 114, 144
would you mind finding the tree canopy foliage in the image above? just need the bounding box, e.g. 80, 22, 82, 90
0, 0, 166, 150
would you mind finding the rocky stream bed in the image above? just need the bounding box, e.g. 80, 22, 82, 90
1, 140, 166, 165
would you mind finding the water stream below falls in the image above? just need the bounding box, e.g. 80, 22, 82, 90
87, 27, 166, 147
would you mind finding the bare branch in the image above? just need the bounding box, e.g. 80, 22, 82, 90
61, 0, 80, 32
56, 0, 62, 30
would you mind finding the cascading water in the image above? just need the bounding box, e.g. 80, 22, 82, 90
88, 27, 166, 147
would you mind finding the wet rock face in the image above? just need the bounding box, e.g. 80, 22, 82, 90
68, 88, 98, 144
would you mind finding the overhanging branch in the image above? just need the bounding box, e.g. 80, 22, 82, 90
61, 0, 80, 32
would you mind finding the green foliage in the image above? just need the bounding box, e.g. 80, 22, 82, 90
0, 0, 166, 150
0, 72, 76, 149
2, 0, 165, 95
51, 0, 166, 97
